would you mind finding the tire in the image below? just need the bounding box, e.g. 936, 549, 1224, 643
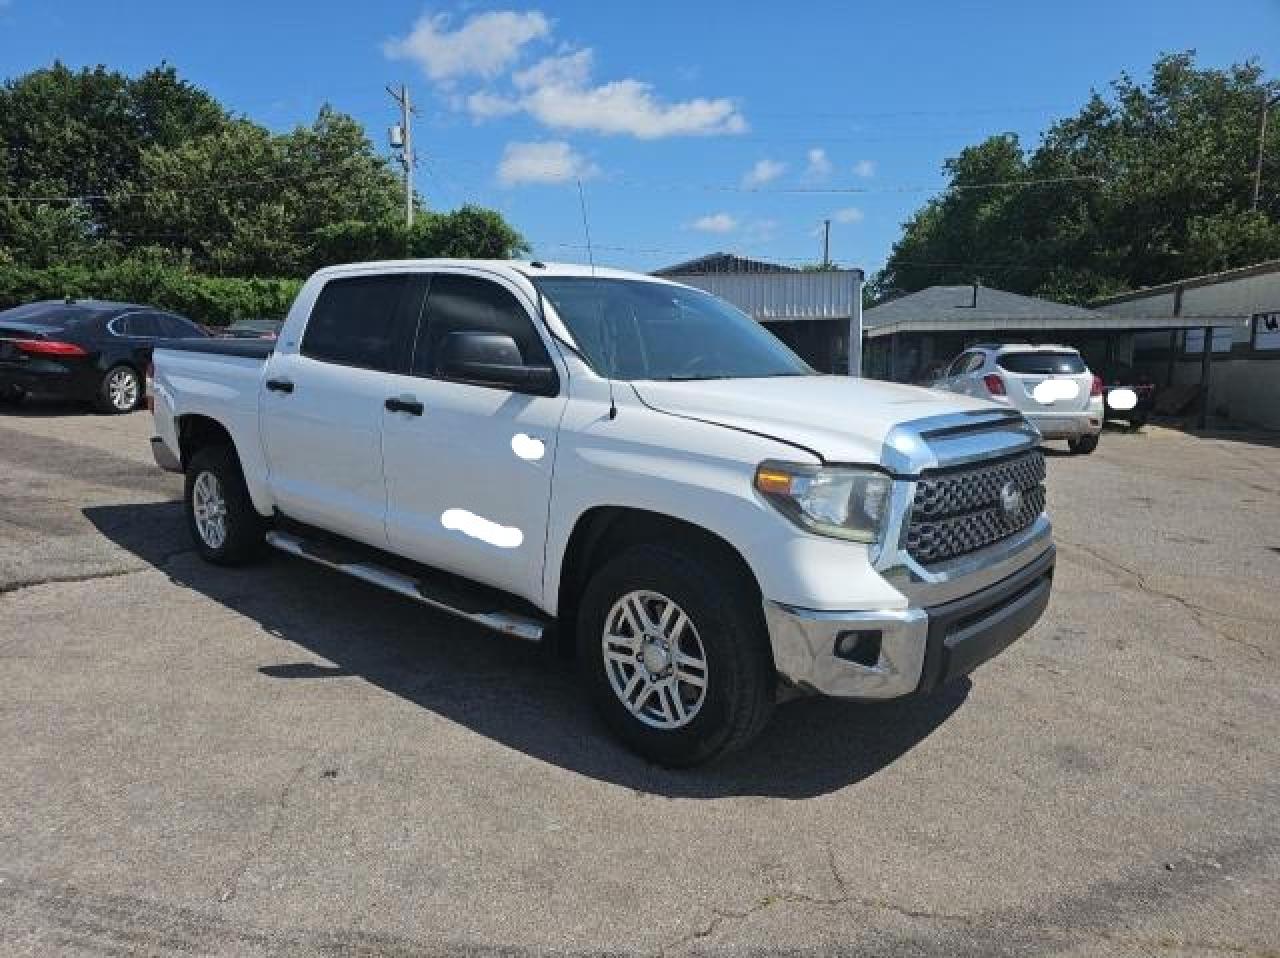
1129, 411, 1148, 430
1068, 434, 1099, 455
577, 543, 775, 767
96, 364, 142, 414
184, 445, 266, 565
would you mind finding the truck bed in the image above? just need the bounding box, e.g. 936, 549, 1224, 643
159, 338, 275, 360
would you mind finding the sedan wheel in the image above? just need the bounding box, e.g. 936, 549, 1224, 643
98, 366, 141, 413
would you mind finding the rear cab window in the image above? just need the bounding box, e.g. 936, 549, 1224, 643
997, 351, 1086, 375
301, 274, 413, 372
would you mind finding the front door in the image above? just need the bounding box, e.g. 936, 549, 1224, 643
260, 273, 417, 546
381, 270, 566, 605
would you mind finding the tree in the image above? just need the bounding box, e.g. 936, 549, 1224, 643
874, 53, 1280, 304
0, 63, 527, 276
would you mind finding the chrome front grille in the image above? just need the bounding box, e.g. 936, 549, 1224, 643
906, 450, 1046, 565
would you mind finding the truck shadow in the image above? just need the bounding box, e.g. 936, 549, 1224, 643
85, 500, 969, 800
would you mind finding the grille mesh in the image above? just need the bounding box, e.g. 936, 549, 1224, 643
906, 450, 1046, 564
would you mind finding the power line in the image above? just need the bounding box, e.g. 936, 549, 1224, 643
0, 162, 376, 204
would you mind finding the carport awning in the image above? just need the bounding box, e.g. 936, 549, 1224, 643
864, 314, 1246, 338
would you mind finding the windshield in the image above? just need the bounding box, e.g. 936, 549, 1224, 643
534, 277, 812, 381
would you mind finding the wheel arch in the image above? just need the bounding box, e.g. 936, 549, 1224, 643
555, 506, 766, 658
176, 414, 240, 471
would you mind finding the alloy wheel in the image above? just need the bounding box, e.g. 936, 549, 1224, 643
601, 590, 709, 730
192, 471, 228, 550
108, 369, 139, 411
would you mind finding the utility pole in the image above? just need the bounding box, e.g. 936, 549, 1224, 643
387, 83, 416, 229
822, 219, 831, 268
1253, 93, 1279, 212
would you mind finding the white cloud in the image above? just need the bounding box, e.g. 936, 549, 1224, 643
833, 206, 864, 224
806, 148, 833, 179
690, 212, 738, 233
742, 158, 786, 188
852, 159, 876, 178
401, 10, 747, 139
522, 78, 745, 139
384, 11, 550, 82
466, 91, 521, 119
497, 140, 598, 186
513, 50, 594, 91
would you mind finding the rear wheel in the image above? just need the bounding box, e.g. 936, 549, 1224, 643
577, 543, 774, 767
1068, 434, 1099, 455
96, 365, 141, 414
185, 445, 266, 565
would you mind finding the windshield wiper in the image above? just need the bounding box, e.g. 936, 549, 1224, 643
662, 374, 738, 381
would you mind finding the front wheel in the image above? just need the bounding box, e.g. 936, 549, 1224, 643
577, 543, 775, 767
1068, 434, 1099, 455
184, 445, 266, 565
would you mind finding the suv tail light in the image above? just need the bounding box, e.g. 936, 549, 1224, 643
1090, 374, 1103, 397
983, 373, 1006, 396
14, 338, 87, 357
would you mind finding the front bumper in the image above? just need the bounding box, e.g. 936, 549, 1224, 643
766, 544, 1055, 700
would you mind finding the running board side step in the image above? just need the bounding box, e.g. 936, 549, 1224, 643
264, 530, 546, 642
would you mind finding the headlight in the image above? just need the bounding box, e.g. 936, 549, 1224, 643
754, 461, 892, 543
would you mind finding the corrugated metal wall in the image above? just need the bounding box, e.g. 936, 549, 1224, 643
664, 270, 859, 322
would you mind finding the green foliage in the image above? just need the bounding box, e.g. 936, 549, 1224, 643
875, 54, 1280, 304
0, 260, 301, 326
0, 62, 528, 289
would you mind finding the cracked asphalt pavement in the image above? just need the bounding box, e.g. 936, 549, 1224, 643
1, 402, 1278, 956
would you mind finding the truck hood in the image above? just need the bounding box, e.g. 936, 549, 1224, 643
631, 376, 1001, 465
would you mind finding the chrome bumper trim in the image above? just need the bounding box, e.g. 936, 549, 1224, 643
764, 602, 928, 700
150, 436, 182, 474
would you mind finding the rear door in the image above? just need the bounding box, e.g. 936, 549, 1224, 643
996, 350, 1092, 413
259, 273, 418, 546
381, 270, 567, 604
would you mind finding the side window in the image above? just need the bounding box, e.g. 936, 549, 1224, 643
158, 314, 206, 338
412, 273, 550, 379
301, 275, 408, 371
945, 352, 971, 377
114, 313, 161, 337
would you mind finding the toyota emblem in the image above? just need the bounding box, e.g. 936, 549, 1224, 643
999, 481, 1023, 520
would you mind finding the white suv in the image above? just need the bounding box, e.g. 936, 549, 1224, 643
933, 344, 1103, 454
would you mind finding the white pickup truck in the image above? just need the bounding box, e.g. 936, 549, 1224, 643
151, 260, 1055, 766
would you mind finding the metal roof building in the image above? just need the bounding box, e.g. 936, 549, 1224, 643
861, 283, 1239, 386
1092, 259, 1279, 430
656, 253, 864, 373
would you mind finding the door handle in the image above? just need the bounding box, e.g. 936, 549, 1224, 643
266, 379, 294, 394
385, 397, 424, 416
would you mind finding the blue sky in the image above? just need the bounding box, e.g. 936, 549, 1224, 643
2, 0, 1276, 274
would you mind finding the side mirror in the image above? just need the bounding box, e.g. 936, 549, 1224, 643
438, 331, 557, 394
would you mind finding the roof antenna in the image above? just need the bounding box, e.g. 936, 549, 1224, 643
577, 176, 617, 419
576, 177, 596, 277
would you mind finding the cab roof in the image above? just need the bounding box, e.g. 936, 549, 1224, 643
312, 259, 680, 286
